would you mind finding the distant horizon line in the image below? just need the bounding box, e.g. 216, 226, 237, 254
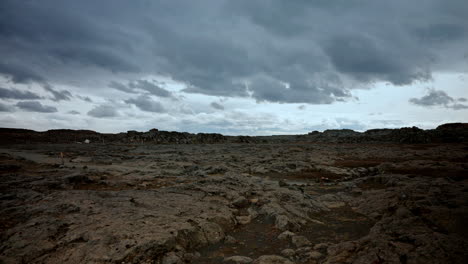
1, 122, 466, 137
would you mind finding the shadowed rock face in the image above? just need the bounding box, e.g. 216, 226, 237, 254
0, 128, 229, 145
0, 123, 467, 145
0, 126, 467, 263
303, 123, 468, 143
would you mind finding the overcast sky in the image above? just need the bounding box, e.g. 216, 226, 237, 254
0, 0, 467, 135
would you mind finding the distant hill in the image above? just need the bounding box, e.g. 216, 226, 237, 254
0, 123, 467, 145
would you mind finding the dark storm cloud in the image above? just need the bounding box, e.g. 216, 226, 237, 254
125, 95, 165, 113
0, 62, 45, 84
16, 101, 57, 113
409, 89, 468, 110
43, 85, 72, 101
414, 23, 468, 43
110, 80, 172, 98
323, 35, 431, 85
87, 105, 118, 118
409, 90, 453, 106
51, 48, 140, 73
451, 104, 468, 110
77, 95, 92, 102
1, 0, 467, 104
210, 102, 224, 110
129, 80, 172, 98
248, 74, 349, 104
0, 87, 42, 100
109, 81, 134, 93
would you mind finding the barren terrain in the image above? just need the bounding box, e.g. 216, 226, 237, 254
1, 126, 468, 263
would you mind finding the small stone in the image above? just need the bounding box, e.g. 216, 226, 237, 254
281, 248, 295, 257
247, 208, 259, 219
278, 231, 295, 240
162, 252, 182, 264
201, 222, 225, 243
395, 206, 412, 218
236, 215, 251, 225
223, 256, 253, 264
313, 243, 329, 250
253, 255, 294, 264
183, 252, 200, 262
308, 251, 323, 260
224, 235, 237, 244
295, 247, 312, 255
323, 201, 345, 209
278, 180, 288, 187
292, 235, 311, 248
275, 215, 290, 230
232, 196, 249, 208
64, 173, 92, 184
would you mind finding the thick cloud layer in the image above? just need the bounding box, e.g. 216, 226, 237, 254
43, 85, 72, 101
16, 101, 58, 113
0, 87, 41, 100
410, 89, 468, 110
87, 105, 118, 118
111, 80, 172, 98
125, 95, 166, 113
1, 0, 467, 104
210, 102, 225, 110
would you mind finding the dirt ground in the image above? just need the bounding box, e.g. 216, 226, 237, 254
1, 142, 467, 263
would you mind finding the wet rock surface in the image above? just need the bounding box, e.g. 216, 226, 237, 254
0, 140, 467, 263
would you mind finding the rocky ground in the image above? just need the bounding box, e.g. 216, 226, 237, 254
0, 141, 467, 263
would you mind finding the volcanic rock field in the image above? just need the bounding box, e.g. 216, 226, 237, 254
1, 124, 467, 263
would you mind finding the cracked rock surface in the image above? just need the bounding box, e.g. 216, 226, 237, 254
0, 141, 467, 263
